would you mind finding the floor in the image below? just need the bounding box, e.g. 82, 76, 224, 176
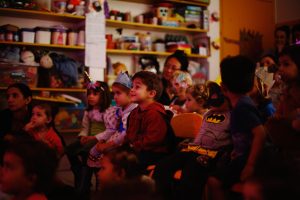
56, 133, 98, 192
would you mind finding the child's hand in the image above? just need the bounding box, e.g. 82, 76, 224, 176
24, 121, 35, 133
80, 136, 96, 145
96, 142, 111, 152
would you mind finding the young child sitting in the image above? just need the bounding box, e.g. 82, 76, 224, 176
266, 45, 300, 166
24, 104, 64, 157
97, 147, 155, 199
153, 82, 232, 200
125, 71, 173, 170
0, 138, 58, 200
169, 70, 193, 114
207, 55, 267, 200
87, 72, 137, 167
65, 81, 117, 195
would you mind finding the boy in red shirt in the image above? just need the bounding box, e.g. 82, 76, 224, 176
125, 71, 172, 170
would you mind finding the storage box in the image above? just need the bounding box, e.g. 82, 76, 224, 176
0, 63, 38, 87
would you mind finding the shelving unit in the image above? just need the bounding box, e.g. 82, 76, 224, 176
0, 8, 85, 22
107, 49, 209, 58
0, 7, 87, 133
106, 19, 207, 33
0, 41, 84, 50
114, 0, 209, 7
0, 87, 86, 92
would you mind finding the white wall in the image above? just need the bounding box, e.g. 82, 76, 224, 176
275, 0, 300, 24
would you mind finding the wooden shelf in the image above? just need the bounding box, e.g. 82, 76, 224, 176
0, 8, 85, 22
107, 49, 209, 58
0, 87, 86, 92
106, 19, 207, 33
0, 41, 84, 50
113, 0, 209, 7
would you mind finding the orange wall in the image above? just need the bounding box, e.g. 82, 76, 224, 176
220, 0, 275, 59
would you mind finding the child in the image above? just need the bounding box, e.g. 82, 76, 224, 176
24, 104, 64, 156
125, 71, 173, 170
65, 81, 117, 195
206, 55, 266, 200
266, 45, 300, 164
87, 72, 137, 167
184, 83, 208, 115
0, 138, 58, 200
169, 70, 193, 114
97, 147, 155, 199
153, 82, 232, 200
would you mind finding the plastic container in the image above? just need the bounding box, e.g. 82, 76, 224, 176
20, 28, 35, 43
0, 63, 38, 87
35, 27, 51, 44
77, 29, 85, 46
67, 29, 78, 46
51, 27, 67, 45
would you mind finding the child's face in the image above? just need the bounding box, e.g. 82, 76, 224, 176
172, 80, 188, 96
1, 152, 33, 195
6, 87, 30, 112
130, 78, 153, 103
112, 85, 131, 108
242, 182, 264, 200
163, 57, 181, 81
87, 90, 101, 108
185, 93, 203, 113
30, 106, 51, 129
278, 55, 299, 83
97, 155, 122, 188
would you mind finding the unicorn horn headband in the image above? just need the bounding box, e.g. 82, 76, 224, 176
84, 70, 104, 91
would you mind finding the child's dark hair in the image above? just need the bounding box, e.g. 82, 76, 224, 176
112, 83, 131, 94
7, 83, 32, 99
279, 45, 300, 85
165, 50, 189, 72
186, 83, 208, 105
87, 81, 111, 112
4, 138, 58, 193
220, 55, 256, 94
132, 71, 162, 101
275, 25, 290, 46
103, 147, 140, 179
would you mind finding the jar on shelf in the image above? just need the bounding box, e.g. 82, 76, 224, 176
67, 29, 78, 46
35, 27, 51, 44
51, 26, 67, 45
5, 31, 13, 41
20, 28, 35, 43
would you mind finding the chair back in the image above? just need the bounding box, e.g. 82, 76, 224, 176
171, 113, 203, 139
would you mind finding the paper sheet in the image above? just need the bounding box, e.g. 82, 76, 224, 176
85, 12, 106, 69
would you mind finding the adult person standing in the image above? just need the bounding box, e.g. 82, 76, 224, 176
159, 50, 189, 105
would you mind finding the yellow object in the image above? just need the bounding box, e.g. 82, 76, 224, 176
215, 75, 221, 85
181, 145, 218, 158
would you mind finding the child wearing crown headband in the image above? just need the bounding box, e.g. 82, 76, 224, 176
87, 72, 137, 168
169, 70, 193, 114
65, 79, 119, 198
153, 82, 232, 200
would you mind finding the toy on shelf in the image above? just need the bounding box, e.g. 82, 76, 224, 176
112, 62, 127, 76
38, 52, 81, 88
